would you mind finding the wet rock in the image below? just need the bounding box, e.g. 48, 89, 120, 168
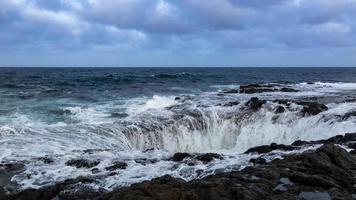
274, 106, 285, 114
339, 111, 356, 120
171, 153, 192, 162
66, 159, 100, 169
134, 158, 158, 166
239, 84, 275, 94
298, 101, 328, 116
196, 153, 222, 163
289, 172, 337, 189
280, 88, 299, 92
245, 143, 295, 154
249, 157, 267, 165
105, 161, 127, 171
246, 97, 266, 110
91, 168, 100, 174
0, 162, 25, 191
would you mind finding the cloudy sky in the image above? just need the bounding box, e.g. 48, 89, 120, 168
1, 0, 356, 67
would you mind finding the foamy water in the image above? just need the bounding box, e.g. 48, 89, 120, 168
1, 81, 356, 191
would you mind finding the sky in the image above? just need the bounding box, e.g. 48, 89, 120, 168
1, 0, 356, 67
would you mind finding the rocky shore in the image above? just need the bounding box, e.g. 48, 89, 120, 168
2, 132, 356, 200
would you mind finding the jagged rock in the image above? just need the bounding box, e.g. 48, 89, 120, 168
171, 153, 192, 162
298, 101, 328, 116
196, 153, 222, 163
246, 97, 266, 110
105, 161, 127, 171
66, 159, 100, 168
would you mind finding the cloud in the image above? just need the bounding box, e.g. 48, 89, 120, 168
0, 0, 356, 66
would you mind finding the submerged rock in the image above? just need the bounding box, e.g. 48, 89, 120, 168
105, 161, 127, 171
65, 159, 100, 169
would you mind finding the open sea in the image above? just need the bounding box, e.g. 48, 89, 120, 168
1, 67, 356, 191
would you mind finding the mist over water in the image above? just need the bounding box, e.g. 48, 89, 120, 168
1, 67, 356, 191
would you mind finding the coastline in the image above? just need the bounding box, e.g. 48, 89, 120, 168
3, 132, 356, 200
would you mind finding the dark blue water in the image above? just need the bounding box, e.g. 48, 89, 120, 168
1, 67, 356, 100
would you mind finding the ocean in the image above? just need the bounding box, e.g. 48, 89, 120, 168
1, 67, 356, 191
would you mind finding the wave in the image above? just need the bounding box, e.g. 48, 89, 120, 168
1, 82, 356, 191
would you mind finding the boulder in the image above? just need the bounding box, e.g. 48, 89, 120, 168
246, 97, 266, 110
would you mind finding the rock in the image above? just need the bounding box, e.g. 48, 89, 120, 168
274, 106, 285, 114
105, 161, 127, 171
340, 111, 356, 120
245, 143, 295, 154
280, 88, 299, 92
196, 153, 222, 163
239, 84, 275, 94
65, 159, 100, 168
134, 158, 158, 166
246, 97, 266, 110
249, 157, 267, 165
298, 101, 328, 116
171, 153, 192, 162
289, 172, 337, 189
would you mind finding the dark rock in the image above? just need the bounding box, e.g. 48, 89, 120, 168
239, 84, 275, 94
91, 168, 100, 174
274, 106, 285, 114
340, 111, 356, 120
65, 159, 100, 168
171, 153, 192, 162
249, 157, 267, 165
289, 172, 337, 189
134, 158, 158, 166
105, 161, 127, 171
245, 143, 295, 154
298, 102, 328, 116
246, 97, 266, 110
196, 153, 222, 163
280, 88, 299, 92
